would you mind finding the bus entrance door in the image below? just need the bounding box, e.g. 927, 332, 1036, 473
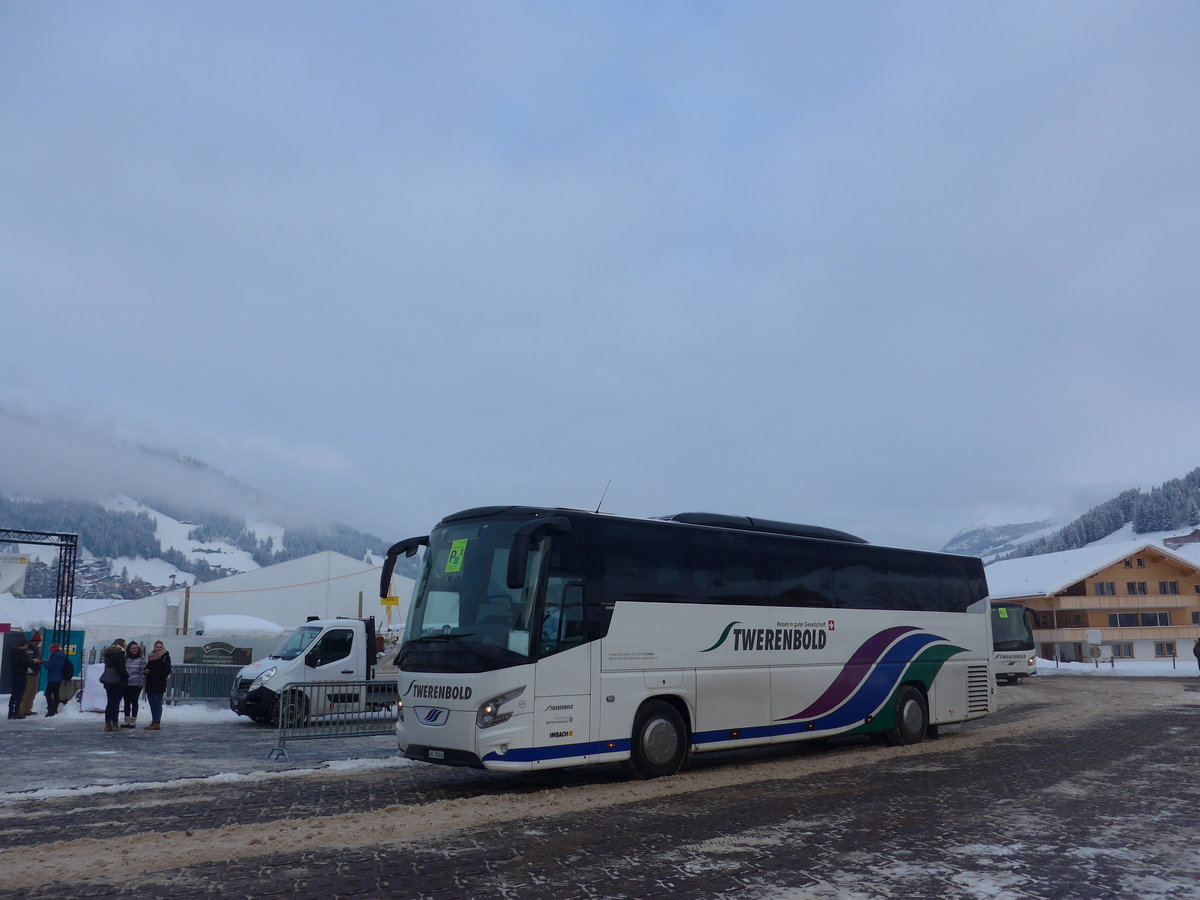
532, 643, 592, 764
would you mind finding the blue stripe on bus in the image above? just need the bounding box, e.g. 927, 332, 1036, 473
483, 738, 632, 764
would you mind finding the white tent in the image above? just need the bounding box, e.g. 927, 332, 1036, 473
69, 551, 413, 645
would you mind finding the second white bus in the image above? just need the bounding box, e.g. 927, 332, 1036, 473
991, 601, 1037, 683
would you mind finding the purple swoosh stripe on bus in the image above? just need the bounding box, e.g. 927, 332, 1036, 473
778, 625, 920, 721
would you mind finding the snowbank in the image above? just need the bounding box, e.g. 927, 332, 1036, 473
1037, 656, 1198, 677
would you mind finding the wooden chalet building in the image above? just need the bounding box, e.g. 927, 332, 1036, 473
986, 543, 1200, 664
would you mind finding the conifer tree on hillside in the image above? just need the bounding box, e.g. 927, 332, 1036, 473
1002, 471, 1200, 561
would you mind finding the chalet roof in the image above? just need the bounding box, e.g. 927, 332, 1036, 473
985, 542, 1200, 600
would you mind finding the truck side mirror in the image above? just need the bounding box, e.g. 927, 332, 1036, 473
305, 651, 319, 669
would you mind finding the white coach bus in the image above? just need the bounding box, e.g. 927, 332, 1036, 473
380, 506, 993, 779
991, 601, 1037, 684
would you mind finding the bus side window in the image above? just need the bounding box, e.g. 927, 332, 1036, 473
600, 522, 689, 603
831, 545, 890, 609
687, 530, 766, 605
763, 537, 834, 608
541, 578, 586, 654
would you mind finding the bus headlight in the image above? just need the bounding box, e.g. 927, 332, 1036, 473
249, 667, 277, 691
396, 698, 405, 722
477, 686, 525, 729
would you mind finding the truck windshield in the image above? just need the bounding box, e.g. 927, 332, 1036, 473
271, 625, 323, 660
399, 518, 541, 673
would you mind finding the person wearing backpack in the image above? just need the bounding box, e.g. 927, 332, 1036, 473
42, 643, 70, 717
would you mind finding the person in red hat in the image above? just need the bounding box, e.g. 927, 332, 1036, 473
42, 642, 70, 716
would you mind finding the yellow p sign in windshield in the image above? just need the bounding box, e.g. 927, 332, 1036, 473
445, 538, 469, 573
998, 608, 1009, 619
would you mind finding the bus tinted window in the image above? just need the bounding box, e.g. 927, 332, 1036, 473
599, 521, 690, 604
763, 537, 834, 608
832, 547, 979, 613
832, 544, 892, 609
687, 529, 767, 605
886, 550, 944, 611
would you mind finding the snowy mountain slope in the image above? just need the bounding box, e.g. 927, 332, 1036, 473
941, 520, 1057, 560
104, 494, 263, 582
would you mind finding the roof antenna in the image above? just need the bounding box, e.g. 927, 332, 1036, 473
595, 480, 612, 513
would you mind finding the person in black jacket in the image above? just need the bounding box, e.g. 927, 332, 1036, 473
18, 632, 44, 717
1193, 638, 1200, 676
101, 639, 129, 733
7, 639, 32, 720
142, 640, 172, 730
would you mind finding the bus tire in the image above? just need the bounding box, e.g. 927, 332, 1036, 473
623, 700, 688, 779
885, 685, 928, 746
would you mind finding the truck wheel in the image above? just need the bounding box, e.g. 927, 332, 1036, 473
622, 700, 687, 779
885, 685, 928, 746
273, 691, 309, 727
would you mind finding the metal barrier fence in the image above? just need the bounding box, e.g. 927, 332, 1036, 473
166, 664, 243, 705
268, 679, 399, 760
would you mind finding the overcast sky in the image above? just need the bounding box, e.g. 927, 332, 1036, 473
2, 3, 1198, 551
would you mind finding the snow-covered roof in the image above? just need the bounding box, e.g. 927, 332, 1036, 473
191, 614, 285, 637
985, 542, 1200, 600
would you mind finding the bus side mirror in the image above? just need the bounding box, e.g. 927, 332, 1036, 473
380, 535, 429, 598
305, 651, 319, 668
506, 518, 572, 590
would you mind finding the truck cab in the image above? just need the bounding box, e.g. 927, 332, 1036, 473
229, 616, 398, 724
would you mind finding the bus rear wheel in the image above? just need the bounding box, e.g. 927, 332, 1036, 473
885, 685, 928, 746
623, 700, 687, 779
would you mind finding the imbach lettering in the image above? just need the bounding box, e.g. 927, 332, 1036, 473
410, 683, 473, 700
731, 628, 828, 652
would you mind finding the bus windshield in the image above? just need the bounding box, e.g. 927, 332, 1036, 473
992, 604, 1035, 651
400, 518, 542, 672
271, 625, 322, 660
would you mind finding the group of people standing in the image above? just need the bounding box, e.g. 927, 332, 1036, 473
6, 632, 73, 719
99, 638, 172, 732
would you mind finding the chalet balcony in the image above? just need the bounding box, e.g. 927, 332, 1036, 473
1050, 594, 1198, 610
1034, 625, 1200, 644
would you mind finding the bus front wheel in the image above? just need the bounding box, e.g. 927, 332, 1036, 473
623, 700, 688, 779
885, 685, 928, 746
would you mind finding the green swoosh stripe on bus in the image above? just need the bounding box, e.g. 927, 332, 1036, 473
700, 621, 742, 653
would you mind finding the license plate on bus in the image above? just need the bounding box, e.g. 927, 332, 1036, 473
428, 749, 445, 760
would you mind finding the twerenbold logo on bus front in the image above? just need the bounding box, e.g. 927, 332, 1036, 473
700, 620, 834, 653
405, 680, 473, 700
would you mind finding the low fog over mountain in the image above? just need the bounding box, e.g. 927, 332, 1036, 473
0, 409, 412, 598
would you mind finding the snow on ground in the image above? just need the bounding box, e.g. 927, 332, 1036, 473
1036, 656, 1198, 677
1, 755, 415, 804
